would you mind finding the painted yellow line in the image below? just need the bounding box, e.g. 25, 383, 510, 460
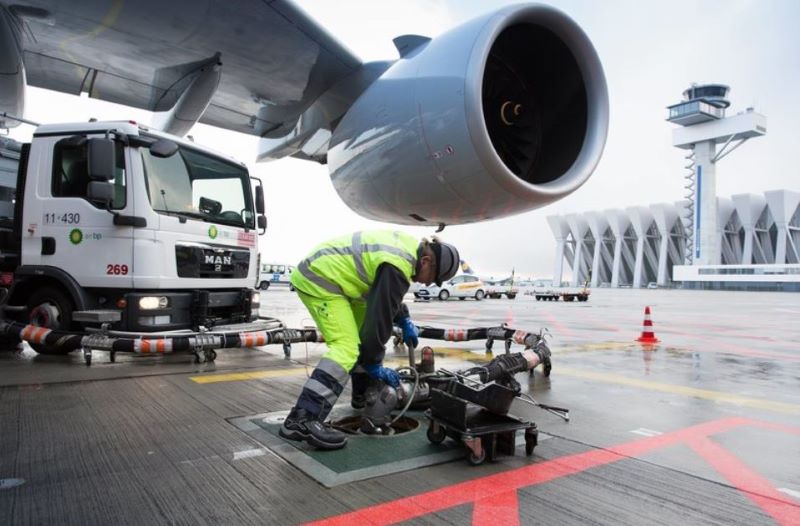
190, 368, 307, 384
557, 366, 800, 415
190, 358, 412, 384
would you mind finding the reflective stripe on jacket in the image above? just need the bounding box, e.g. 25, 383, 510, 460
290, 230, 418, 299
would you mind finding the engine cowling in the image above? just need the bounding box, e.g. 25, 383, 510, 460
328, 4, 608, 226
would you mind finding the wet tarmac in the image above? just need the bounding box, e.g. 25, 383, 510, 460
1, 287, 798, 524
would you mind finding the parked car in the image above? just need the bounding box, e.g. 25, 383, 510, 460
415, 275, 486, 301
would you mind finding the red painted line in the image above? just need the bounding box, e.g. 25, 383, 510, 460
505, 307, 514, 327
687, 436, 800, 525
539, 311, 575, 338
306, 418, 800, 526
472, 490, 520, 526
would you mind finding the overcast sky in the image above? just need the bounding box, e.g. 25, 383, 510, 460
8, 0, 800, 280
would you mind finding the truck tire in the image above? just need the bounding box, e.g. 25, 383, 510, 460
475, 290, 485, 301
438, 290, 450, 301
506, 294, 516, 300
259, 281, 270, 290
26, 287, 75, 355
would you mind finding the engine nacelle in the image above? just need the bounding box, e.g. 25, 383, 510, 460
328, 4, 608, 225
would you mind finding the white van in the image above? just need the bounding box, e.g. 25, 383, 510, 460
258, 263, 295, 290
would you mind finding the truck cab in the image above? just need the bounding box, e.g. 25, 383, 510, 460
0, 121, 267, 352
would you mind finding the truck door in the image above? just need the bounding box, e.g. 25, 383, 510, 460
32, 136, 134, 288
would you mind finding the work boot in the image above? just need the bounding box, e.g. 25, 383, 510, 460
350, 393, 366, 410
278, 408, 347, 450
533, 339, 552, 377
350, 371, 370, 410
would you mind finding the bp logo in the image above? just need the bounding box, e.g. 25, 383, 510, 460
208, 225, 218, 239
69, 228, 83, 245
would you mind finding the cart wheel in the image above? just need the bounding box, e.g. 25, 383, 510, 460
525, 428, 538, 455
194, 351, 206, 364
427, 423, 446, 444
282, 342, 291, 359
208, 350, 217, 362
84, 353, 92, 366
109, 351, 116, 363
468, 447, 486, 466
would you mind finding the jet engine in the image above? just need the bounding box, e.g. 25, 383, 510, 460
327, 4, 608, 226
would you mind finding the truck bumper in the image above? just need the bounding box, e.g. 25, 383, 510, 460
122, 289, 258, 332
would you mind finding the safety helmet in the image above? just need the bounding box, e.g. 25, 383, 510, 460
431, 240, 460, 286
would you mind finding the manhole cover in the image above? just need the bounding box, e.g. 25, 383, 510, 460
330, 415, 420, 436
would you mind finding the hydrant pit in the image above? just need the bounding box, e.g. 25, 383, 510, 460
331, 415, 420, 436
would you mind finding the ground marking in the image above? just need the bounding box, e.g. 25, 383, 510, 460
557, 366, 800, 415
779, 488, 800, 500
189, 358, 411, 384
630, 428, 662, 437
190, 368, 307, 384
0, 478, 25, 490
308, 418, 800, 526
232, 448, 267, 461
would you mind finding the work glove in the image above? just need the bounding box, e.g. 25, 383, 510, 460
399, 317, 419, 348
365, 364, 401, 388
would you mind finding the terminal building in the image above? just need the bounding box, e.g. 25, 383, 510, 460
548, 84, 800, 291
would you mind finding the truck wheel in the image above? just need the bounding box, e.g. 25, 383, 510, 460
259, 281, 270, 290
26, 287, 74, 355
506, 294, 516, 300
438, 290, 450, 301
475, 290, 485, 301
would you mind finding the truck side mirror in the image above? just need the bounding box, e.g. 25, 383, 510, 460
149, 139, 179, 158
255, 185, 265, 214
87, 181, 114, 206
87, 138, 116, 181
257, 215, 267, 234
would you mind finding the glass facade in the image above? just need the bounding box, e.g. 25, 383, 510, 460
698, 267, 800, 275
668, 101, 724, 120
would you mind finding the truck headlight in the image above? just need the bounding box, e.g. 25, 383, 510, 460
139, 296, 168, 310
251, 292, 260, 304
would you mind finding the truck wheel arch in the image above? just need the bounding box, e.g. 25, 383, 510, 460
8, 266, 90, 314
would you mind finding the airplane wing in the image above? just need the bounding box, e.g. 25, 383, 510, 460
4, 0, 361, 137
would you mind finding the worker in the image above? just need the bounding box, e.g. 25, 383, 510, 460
279, 230, 460, 450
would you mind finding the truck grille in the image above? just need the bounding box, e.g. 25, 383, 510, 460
176, 244, 250, 279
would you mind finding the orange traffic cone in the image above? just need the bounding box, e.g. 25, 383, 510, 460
636, 306, 660, 344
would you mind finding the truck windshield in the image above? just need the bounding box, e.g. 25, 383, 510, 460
141, 144, 254, 229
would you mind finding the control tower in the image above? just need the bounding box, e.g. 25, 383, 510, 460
667, 84, 766, 265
